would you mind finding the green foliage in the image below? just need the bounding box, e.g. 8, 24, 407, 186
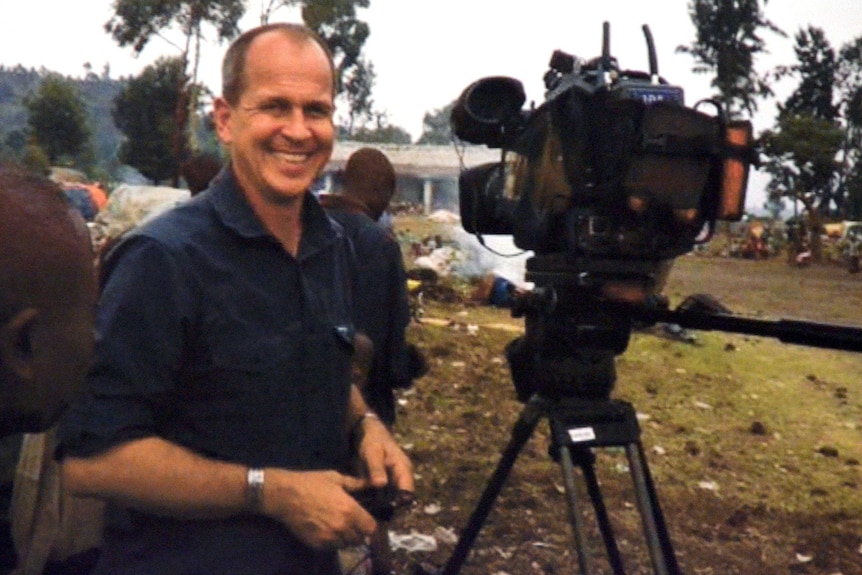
106, 0, 245, 182
844, 164, 862, 219
677, 0, 784, 118
762, 114, 842, 260
301, 0, 373, 130
417, 102, 455, 145
0, 65, 40, 131
772, 28, 845, 216
105, 0, 244, 54
761, 114, 843, 207
836, 37, 862, 219
112, 57, 186, 183
1, 66, 129, 177
340, 57, 376, 133
24, 73, 92, 166
19, 143, 50, 175
780, 27, 838, 121
343, 122, 412, 144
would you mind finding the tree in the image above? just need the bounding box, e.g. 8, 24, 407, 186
761, 114, 843, 260
105, 0, 244, 177
340, 56, 376, 133
836, 36, 862, 219
677, 0, 784, 118
341, 112, 411, 144
417, 102, 456, 145
772, 27, 845, 216
779, 27, 838, 121
301, 0, 375, 133
112, 57, 188, 184
25, 73, 91, 166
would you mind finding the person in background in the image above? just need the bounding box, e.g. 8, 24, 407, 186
180, 153, 223, 196
320, 148, 427, 574
320, 147, 425, 425
0, 166, 97, 572
56, 23, 412, 575
0, 166, 96, 444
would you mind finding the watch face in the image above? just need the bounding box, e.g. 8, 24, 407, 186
246, 468, 265, 511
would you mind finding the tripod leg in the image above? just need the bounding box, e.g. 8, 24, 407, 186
576, 450, 627, 575
439, 400, 544, 575
557, 445, 593, 574
625, 443, 681, 575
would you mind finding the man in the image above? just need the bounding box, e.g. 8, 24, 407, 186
0, 166, 96, 438
320, 148, 421, 426
57, 23, 413, 575
320, 149, 424, 575
0, 165, 97, 571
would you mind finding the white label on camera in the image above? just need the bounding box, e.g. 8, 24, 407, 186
568, 427, 597, 443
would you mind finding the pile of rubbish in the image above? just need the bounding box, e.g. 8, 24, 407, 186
88, 185, 190, 251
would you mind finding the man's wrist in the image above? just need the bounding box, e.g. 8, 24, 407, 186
350, 410, 380, 440
246, 467, 265, 513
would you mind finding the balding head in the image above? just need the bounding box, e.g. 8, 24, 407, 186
0, 166, 97, 436
343, 148, 396, 221
221, 22, 335, 107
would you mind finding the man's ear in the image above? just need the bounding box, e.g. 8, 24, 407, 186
212, 97, 234, 145
0, 308, 39, 380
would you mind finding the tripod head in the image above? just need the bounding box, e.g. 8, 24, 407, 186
504, 253, 862, 403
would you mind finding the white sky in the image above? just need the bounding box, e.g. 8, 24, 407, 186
1, 0, 861, 208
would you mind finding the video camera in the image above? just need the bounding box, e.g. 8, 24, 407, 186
430, 24, 862, 575
452, 22, 756, 286
450, 22, 758, 401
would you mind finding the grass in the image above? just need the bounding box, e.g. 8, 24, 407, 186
384, 215, 862, 574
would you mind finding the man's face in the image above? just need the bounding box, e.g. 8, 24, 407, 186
214, 31, 335, 206
0, 214, 96, 434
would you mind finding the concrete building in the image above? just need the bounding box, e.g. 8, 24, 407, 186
321, 141, 502, 213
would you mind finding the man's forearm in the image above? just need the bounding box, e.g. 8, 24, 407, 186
61, 434, 379, 549
61, 436, 249, 519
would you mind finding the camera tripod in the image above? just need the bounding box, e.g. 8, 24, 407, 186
434, 390, 679, 575
419, 245, 862, 575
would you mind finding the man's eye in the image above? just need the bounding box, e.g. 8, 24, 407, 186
306, 106, 333, 119
261, 102, 290, 116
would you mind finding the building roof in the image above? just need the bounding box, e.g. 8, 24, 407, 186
327, 141, 503, 179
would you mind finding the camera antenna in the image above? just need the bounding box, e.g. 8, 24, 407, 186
600, 21, 612, 86
642, 24, 659, 84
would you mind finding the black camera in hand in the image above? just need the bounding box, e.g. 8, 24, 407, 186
352, 486, 414, 522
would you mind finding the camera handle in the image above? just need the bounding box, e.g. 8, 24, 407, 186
426, 394, 680, 575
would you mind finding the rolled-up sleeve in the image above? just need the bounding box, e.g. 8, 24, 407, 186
57, 236, 192, 458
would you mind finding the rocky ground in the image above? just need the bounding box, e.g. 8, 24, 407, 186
360, 234, 862, 575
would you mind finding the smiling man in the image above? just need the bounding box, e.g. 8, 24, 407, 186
57, 24, 413, 575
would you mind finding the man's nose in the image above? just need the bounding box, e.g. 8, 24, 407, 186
279, 110, 313, 140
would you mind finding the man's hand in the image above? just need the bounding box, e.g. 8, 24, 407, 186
353, 415, 415, 493
261, 469, 377, 549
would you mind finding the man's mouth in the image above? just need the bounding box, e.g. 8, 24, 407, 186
272, 150, 311, 164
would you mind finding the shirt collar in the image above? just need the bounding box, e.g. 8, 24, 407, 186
206, 168, 340, 255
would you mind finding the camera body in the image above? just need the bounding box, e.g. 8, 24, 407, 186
451, 23, 757, 401
452, 23, 754, 278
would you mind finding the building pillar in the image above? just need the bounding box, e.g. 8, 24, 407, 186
423, 179, 433, 215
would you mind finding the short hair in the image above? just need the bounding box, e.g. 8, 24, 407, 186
221, 22, 336, 106
0, 167, 93, 322
181, 153, 223, 195
343, 147, 397, 219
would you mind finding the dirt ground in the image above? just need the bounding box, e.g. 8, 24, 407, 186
372, 246, 862, 575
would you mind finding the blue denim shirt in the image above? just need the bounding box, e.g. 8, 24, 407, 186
58, 169, 356, 574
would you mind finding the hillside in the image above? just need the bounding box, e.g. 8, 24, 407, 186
0, 65, 125, 168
